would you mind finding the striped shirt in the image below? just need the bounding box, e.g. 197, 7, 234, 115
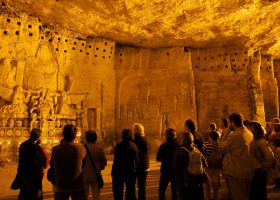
203, 141, 219, 160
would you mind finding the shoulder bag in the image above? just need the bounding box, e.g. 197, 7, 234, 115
84, 144, 104, 188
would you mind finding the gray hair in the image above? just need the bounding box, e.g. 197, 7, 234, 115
133, 123, 145, 137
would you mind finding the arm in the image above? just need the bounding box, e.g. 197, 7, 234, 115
275, 148, 280, 168
173, 149, 180, 175
81, 146, 86, 168
134, 147, 139, 167
156, 145, 163, 162
98, 147, 107, 170
17, 144, 24, 174
40, 146, 49, 169
259, 141, 275, 168
201, 154, 208, 168
111, 144, 120, 174
218, 133, 236, 154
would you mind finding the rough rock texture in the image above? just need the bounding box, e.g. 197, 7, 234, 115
3, 0, 280, 57
0, 12, 116, 143
1, 2, 280, 148
191, 48, 267, 134
115, 47, 196, 139
260, 54, 279, 121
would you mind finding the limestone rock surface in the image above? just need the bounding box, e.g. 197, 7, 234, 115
5, 0, 280, 57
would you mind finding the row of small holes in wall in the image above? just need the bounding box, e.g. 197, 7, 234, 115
2, 30, 34, 37
118, 52, 171, 62
53, 47, 113, 59
260, 66, 272, 70
54, 38, 113, 49
4, 18, 39, 29
196, 51, 248, 61
194, 64, 247, 70
196, 57, 248, 62
46, 38, 113, 58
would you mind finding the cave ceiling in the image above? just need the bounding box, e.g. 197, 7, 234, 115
4, 0, 280, 57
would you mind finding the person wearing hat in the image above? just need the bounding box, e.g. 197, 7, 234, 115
12, 128, 48, 200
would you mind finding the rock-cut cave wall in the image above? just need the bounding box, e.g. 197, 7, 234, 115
0, 12, 116, 143
0, 11, 279, 146
114, 47, 197, 140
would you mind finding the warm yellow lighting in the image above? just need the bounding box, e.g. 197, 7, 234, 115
7, 141, 10, 145
43, 140, 47, 144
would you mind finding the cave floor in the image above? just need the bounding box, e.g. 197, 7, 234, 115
0, 155, 280, 200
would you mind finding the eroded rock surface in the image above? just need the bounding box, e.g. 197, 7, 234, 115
3, 0, 280, 57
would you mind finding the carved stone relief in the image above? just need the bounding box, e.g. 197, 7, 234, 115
24, 44, 58, 90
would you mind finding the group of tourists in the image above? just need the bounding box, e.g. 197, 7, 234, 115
10, 112, 280, 200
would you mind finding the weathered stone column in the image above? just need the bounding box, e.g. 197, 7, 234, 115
274, 59, 280, 117
248, 50, 266, 125
260, 54, 279, 121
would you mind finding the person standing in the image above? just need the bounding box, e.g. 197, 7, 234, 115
173, 131, 209, 200
219, 118, 230, 145
203, 131, 223, 200
51, 125, 86, 200
12, 128, 48, 200
112, 129, 138, 200
218, 118, 232, 200
83, 130, 107, 200
157, 128, 179, 200
274, 137, 280, 190
219, 113, 253, 200
133, 123, 149, 200
184, 119, 203, 152
248, 121, 274, 200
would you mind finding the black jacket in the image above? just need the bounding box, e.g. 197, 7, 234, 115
18, 139, 48, 184
134, 136, 149, 171
111, 140, 138, 175
156, 141, 179, 173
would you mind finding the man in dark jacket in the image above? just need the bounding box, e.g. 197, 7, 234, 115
112, 129, 138, 200
133, 123, 149, 200
157, 128, 179, 200
13, 128, 48, 200
51, 125, 86, 200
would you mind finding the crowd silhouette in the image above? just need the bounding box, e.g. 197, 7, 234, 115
11, 112, 280, 200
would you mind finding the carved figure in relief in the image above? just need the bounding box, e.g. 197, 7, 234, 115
135, 97, 147, 119
8, 119, 15, 128
64, 75, 74, 93
147, 96, 161, 119
55, 91, 76, 116
55, 119, 61, 128
24, 44, 58, 90
0, 85, 30, 114
30, 88, 55, 121
126, 96, 135, 119
0, 58, 17, 89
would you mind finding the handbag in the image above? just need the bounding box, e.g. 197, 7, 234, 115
84, 144, 104, 188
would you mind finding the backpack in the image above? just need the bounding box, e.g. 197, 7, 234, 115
207, 147, 223, 168
182, 147, 204, 176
